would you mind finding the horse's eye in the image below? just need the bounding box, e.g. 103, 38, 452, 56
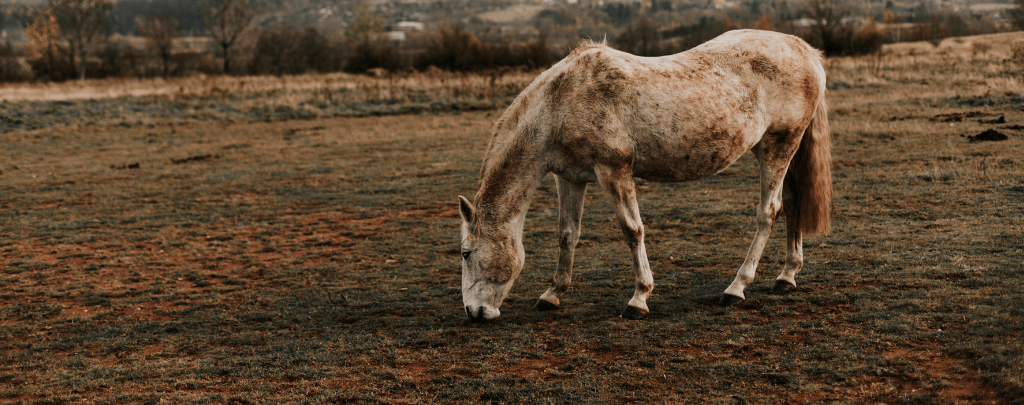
462, 251, 471, 260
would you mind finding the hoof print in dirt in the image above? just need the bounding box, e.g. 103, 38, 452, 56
111, 162, 140, 170
620, 305, 648, 320
719, 294, 744, 307
967, 129, 1008, 143
172, 154, 220, 164
772, 280, 796, 294
533, 299, 559, 312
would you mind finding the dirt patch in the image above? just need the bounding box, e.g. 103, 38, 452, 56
880, 346, 1003, 403
967, 129, 1009, 142
54, 307, 98, 319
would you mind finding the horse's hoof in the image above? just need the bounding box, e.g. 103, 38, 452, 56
620, 305, 648, 320
772, 280, 796, 294
534, 299, 560, 311
719, 293, 744, 306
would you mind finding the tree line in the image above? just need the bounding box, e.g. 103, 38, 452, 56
1, 0, 1022, 83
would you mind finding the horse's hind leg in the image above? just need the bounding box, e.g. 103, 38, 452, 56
721, 141, 795, 305
535, 175, 587, 311
595, 165, 654, 320
773, 177, 803, 293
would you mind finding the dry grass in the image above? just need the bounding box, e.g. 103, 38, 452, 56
827, 31, 1024, 100
0, 68, 539, 132
0, 69, 539, 105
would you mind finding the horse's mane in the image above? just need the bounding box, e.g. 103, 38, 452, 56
569, 37, 609, 57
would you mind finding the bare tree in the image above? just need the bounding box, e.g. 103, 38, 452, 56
137, 13, 178, 77
48, 0, 111, 81
346, 0, 384, 41
615, 16, 659, 56
802, 0, 858, 55
24, 9, 73, 81
804, 0, 838, 53
203, 0, 255, 74
883, 10, 901, 43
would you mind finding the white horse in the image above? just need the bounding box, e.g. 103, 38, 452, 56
458, 30, 832, 322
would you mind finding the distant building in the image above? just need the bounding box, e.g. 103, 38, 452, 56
713, 0, 739, 9
793, 17, 869, 28
385, 31, 406, 44
396, 21, 425, 31
793, 18, 819, 28
969, 3, 1018, 20
478, 4, 547, 25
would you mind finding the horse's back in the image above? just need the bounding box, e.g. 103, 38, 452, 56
523, 30, 826, 183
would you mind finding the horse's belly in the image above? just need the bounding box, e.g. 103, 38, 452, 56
631, 133, 752, 183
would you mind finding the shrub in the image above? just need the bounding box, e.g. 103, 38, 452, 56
1011, 39, 1024, 65
174, 51, 220, 76
97, 38, 144, 78
413, 26, 557, 72
517, 34, 557, 68
797, 19, 882, 57
0, 44, 33, 82
615, 16, 660, 56
972, 41, 992, 57
249, 28, 344, 76
414, 26, 484, 71
660, 16, 736, 54
345, 36, 404, 74
24, 11, 76, 81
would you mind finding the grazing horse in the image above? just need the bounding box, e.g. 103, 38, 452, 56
458, 30, 832, 322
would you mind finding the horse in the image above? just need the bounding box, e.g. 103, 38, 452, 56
458, 29, 832, 322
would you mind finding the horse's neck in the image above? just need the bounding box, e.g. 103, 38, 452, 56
473, 143, 545, 235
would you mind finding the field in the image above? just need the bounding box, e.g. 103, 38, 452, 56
2, 33, 1023, 404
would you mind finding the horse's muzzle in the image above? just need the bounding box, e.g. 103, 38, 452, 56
465, 305, 499, 322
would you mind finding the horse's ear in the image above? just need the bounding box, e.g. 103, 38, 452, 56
458, 195, 475, 222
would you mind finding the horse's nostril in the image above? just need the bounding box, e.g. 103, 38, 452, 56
466, 306, 487, 322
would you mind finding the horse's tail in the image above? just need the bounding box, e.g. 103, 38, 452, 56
788, 96, 833, 236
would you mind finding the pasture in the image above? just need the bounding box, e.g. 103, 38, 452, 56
2, 33, 1023, 403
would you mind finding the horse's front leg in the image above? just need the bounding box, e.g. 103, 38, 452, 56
535, 176, 587, 311
596, 166, 654, 320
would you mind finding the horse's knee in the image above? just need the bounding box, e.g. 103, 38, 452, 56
620, 223, 644, 244
558, 230, 579, 249
757, 205, 783, 228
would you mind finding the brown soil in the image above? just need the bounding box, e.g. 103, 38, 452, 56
968, 129, 1009, 142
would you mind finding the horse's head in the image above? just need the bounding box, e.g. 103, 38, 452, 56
458, 195, 525, 322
